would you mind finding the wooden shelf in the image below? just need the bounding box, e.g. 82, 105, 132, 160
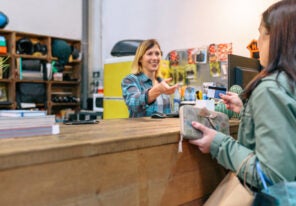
51, 102, 80, 106
0, 29, 82, 115
50, 81, 80, 85
14, 54, 48, 60
0, 79, 11, 83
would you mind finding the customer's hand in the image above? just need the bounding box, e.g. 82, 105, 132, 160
220, 92, 243, 114
188, 121, 217, 153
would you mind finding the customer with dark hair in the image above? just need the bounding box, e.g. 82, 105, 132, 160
121, 39, 178, 118
189, 0, 296, 189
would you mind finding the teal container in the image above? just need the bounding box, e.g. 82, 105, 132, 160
215, 102, 234, 119
229, 85, 243, 118
229, 85, 243, 95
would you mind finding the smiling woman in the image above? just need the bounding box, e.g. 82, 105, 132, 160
121, 39, 179, 118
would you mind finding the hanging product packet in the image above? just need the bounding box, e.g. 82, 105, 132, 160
178, 105, 230, 152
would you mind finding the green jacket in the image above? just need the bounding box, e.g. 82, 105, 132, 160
211, 72, 296, 189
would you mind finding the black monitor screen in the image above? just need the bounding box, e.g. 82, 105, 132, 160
228, 54, 261, 89
234, 66, 259, 89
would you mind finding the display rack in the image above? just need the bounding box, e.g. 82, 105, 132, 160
0, 29, 82, 116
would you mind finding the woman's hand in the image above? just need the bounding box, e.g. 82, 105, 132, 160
148, 78, 178, 102
158, 78, 179, 95
220, 92, 243, 114
188, 121, 217, 153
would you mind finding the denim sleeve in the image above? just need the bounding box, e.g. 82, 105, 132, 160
121, 75, 149, 116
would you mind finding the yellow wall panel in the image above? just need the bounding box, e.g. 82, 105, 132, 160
104, 61, 132, 97
103, 99, 129, 119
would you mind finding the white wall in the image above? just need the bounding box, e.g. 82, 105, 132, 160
1, 0, 280, 81
0, 0, 82, 39
101, 0, 279, 61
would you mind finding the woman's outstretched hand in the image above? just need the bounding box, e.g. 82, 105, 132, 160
148, 78, 178, 103
158, 78, 179, 95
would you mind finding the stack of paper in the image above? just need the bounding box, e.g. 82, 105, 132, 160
0, 110, 59, 138
0, 110, 46, 117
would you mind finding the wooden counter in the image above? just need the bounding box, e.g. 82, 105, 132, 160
0, 118, 239, 206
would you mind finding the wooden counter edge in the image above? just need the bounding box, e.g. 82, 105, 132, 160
0, 118, 240, 171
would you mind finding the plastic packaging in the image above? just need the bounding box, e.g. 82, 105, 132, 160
184, 87, 191, 101
173, 89, 181, 113
184, 87, 196, 101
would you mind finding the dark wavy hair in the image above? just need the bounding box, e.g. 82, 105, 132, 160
242, 0, 296, 100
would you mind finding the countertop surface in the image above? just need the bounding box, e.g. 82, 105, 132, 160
0, 117, 239, 170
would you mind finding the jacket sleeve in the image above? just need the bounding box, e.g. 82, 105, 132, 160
121, 75, 150, 115
210, 81, 296, 189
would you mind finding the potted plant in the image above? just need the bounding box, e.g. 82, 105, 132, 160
0, 56, 10, 79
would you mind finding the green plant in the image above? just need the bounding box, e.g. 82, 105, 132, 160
0, 56, 10, 73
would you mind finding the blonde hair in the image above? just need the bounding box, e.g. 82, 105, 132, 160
131, 39, 162, 78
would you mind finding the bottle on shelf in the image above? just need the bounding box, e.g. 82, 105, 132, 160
184, 87, 190, 101
184, 86, 196, 102
173, 88, 181, 113
189, 87, 196, 101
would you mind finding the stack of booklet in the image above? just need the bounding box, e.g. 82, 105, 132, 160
0, 110, 60, 138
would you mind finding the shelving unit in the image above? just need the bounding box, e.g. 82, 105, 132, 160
0, 29, 82, 116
